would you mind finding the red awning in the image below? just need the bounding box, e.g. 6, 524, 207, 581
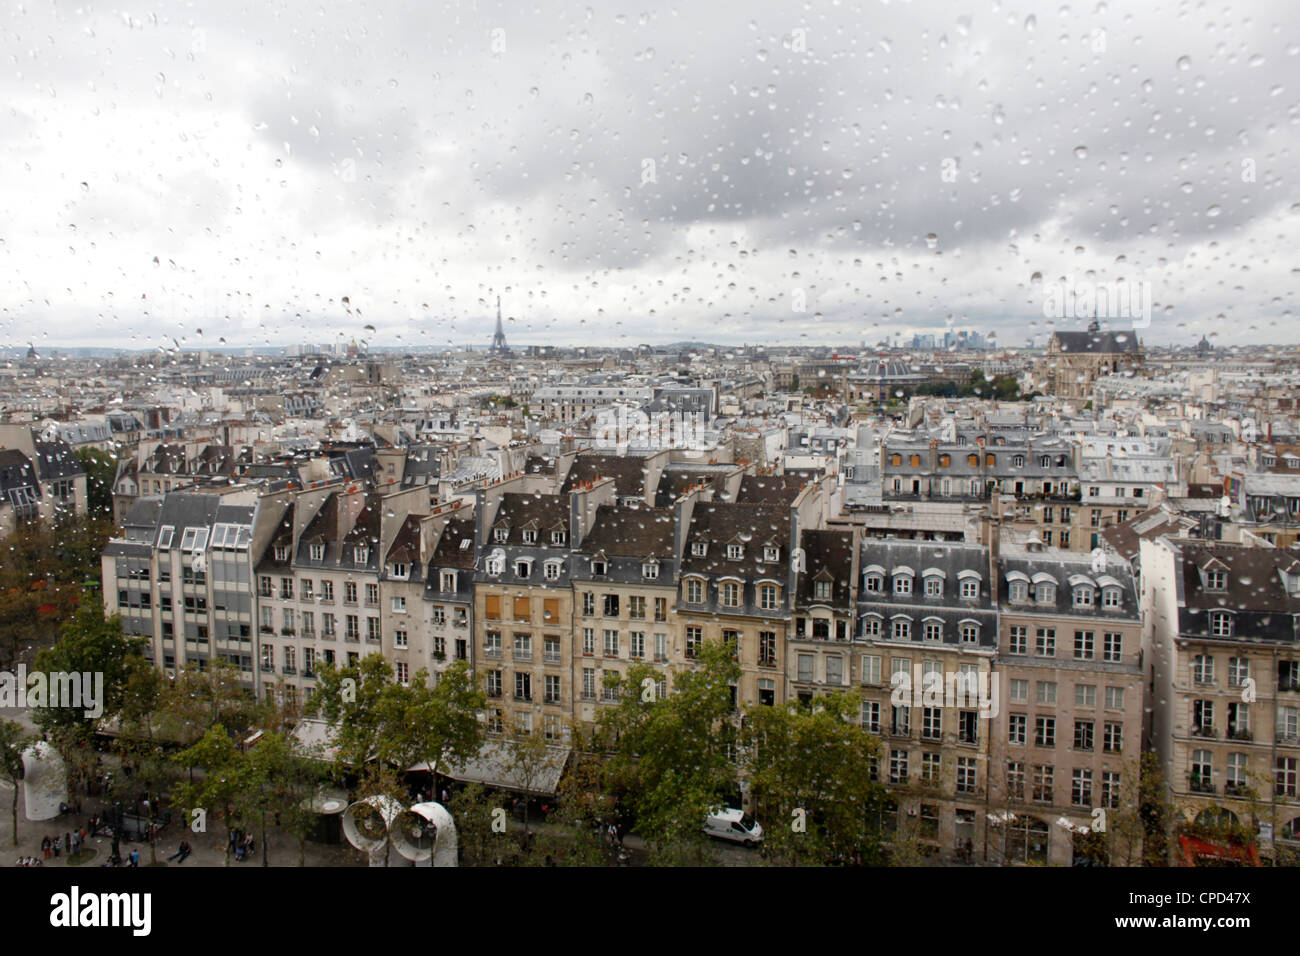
1178, 834, 1261, 867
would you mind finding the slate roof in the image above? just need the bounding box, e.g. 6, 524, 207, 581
680, 502, 791, 579
561, 453, 654, 499
1050, 330, 1142, 354
735, 473, 807, 505
1174, 542, 1300, 644
796, 528, 854, 606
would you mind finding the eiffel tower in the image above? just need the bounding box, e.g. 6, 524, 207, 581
489, 296, 510, 355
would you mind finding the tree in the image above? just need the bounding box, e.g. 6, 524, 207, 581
501, 725, 553, 838
522, 753, 609, 867
741, 691, 886, 865
32, 602, 145, 739
305, 653, 394, 775
595, 640, 740, 865
0, 720, 29, 846
157, 659, 258, 764
172, 724, 248, 867
376, 661, 485, 784
74, 447, 119, 519
447, 781, 501, 866
244, 732, 324, 866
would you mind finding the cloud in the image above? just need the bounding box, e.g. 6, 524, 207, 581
0, 0, 1296, 349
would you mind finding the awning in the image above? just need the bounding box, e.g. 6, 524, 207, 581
421, 742, 571, 797
1178, 834, 1262, 867
290, 718, 341, 762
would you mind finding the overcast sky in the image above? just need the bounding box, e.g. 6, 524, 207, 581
1, 0, 1296, 351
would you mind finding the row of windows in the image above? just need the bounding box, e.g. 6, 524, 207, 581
1003, 762, 1122, 808
860, 616, 982, 643
1005, 628, 1125, 661
888, 452, 1070, 470
681, 578, 782, 610
862, 569, 981, 599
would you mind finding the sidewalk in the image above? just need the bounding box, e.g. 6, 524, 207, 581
0, 782, 362, 867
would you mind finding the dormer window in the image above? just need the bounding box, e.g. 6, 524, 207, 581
354, 546, 369, 565
516, 559, 531, 579
274, 545, 290, 563
763, 546, 779, 562
592, 559, 607, 576
544, 560, 562, 582
309, 544, 325, 562
441, 570, 457, 592
894, 575, 912, 596
486, 555, 504, 575
721, 582, 741, 607
1102, 587, 1121, 608
1009, 581, 1028, 603
1073, 586, 1094, 608
727, 544, 744, 560
960, 577, 979, 600
815, 580, 832, 600
642, 561, 659, 580
1035, 583, 1056, 605
691, 542, 707, 557
1206, 569, 1226, 591
157, 526, 175, 550
864, 573, 883, 593
1210, 611, 1233, 637
1012, 455, 1025, 468
494, 527, 509, 543
522, 530, 538, 545
390, 563, 409, 580
924, 576, 942, 597
551, 530, 567, 545
1039, 455, 1050, 468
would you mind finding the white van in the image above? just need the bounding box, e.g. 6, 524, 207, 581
703, 808, 763, 846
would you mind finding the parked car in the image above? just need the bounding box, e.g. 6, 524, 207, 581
703, 808, 763, 847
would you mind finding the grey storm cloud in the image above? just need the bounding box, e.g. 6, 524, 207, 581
0, 0, 1297, 349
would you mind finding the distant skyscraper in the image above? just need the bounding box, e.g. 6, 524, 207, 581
490, 296, 510, 355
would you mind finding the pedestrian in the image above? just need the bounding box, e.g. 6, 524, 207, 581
64, 832, 71, 854
129, 849, 139, 867
52, 837, 61, 858
41, 836, 51, 860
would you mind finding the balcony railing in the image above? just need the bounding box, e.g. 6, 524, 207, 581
1188, 776, 1216, 794
1190, 726, 1217, 739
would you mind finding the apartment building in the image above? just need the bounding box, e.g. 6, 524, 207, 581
853, 540, 999, 859
1142, 538, 1300, 864
572, 503, 679, 729
255, 484, 377, 708
474, 481, 593, 743
881, 436, 1086, 551
423, 513, 477, 673
676, 497, 795, 709
988, 541, 1143, 866
102, 489, 259, 687
0, 426, 87, 537
787, 527, 859, 705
